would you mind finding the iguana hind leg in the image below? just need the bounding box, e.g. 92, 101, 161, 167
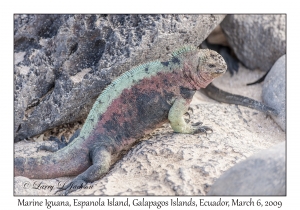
168, 97, 212, 134
56, 146, 111, 195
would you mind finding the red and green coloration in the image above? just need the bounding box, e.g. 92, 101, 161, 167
15, 46, 227, 194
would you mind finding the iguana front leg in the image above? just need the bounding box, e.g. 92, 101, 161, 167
168, 97, 212, 134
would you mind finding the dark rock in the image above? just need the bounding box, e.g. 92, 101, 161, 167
221, 14, 286, 71
14, 14, 225, 142
208, 142, 286, 195
262, 55, 286, 131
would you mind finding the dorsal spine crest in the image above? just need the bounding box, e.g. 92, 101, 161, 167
99, 60, 161, 100
171, 46, 197, 58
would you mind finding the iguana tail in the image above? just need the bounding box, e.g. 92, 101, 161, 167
203, 83, 278, 116
14, 142, 91, 179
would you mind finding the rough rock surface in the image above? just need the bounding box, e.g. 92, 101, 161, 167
14, 68, 285, 196
221, 14, 286, 72
262, 55, 286, 131
14, 14, 225, 142
208, 142, 285, 195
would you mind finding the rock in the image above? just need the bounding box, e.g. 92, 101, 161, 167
14, 14, 225, 142
14, 176, 38, 196
208, 142, 286, 196
262, 55, 286, 131
14, 103, 285, 195
221, 14, 286, 71
206, 25, 229, 46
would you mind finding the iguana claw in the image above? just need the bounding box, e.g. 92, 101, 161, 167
192, 124, 213, 136
191, 122, 203, 126
37, 129, 81, 152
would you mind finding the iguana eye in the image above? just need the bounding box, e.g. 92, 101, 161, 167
208, 64, 216, 68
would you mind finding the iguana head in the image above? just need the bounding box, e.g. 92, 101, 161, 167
196, 49, 227, 88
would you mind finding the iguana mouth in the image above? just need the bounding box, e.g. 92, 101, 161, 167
197, 68, 225, 85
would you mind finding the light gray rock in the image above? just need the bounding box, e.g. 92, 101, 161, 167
221, 14, 286, 71
208, 142, 286, 196
262, 55, 286, 131
14, 14, 225, 142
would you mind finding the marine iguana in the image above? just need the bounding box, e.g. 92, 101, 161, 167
14, 46, 227, 195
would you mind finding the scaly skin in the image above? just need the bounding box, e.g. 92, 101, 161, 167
14, 46, 227, 195
203, 83, 278, 116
